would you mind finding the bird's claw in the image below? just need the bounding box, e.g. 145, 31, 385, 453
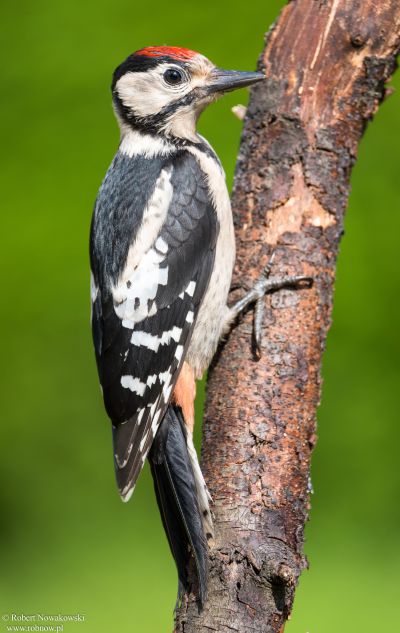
251, 266, 313, 357
229, 253, 313, 358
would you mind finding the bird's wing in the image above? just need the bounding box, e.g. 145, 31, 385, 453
90, 150, 218, 500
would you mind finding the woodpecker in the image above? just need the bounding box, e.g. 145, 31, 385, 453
90, 46, 311, 606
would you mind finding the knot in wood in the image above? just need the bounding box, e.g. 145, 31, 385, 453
350, 33, 367, 48
276, 563, 296, 587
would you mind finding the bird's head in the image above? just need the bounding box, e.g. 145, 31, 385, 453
112, 46, 264, 142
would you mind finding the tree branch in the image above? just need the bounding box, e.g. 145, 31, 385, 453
175, 1, 400, 631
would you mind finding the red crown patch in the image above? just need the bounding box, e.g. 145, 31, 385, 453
134, 46, 198, 61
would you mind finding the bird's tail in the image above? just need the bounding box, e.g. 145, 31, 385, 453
149, 404, 213, 607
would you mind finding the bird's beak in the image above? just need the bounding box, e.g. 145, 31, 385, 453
206, 68, 265, 95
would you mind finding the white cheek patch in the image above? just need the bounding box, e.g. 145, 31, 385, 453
116, 67, 192, 118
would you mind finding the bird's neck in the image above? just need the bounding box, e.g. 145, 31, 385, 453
116, 99, 206, 149
119, 128, 177, 159
118, 125, 210, 160
161, 108, 201, 144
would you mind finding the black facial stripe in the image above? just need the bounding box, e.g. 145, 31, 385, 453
112, 90, 219, 159
113, 87, 201, 136
111, 91, 219, 159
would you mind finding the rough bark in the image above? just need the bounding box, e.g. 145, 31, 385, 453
175, 1, 400, 631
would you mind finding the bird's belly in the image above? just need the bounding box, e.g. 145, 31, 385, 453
185, 198, 235, 378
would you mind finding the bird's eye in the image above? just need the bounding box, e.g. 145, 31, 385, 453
163, 68, 184, 86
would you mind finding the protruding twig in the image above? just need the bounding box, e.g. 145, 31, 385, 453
231, 104, 247, 120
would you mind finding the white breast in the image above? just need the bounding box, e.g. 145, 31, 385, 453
185, 144, 235, 378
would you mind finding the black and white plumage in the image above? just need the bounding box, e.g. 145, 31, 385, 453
90, 46, 265, 605
91, 149, 217, 498
149, 404, 209, 605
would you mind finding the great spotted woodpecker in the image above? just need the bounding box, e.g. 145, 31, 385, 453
90, 46, 311, 605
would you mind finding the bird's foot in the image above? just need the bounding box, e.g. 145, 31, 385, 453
229, 253, 313, 358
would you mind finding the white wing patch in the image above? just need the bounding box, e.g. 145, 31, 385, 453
90, 272, 98, 303
112, 167, 172, 327
130, 326, 182, 352
108, 162, 205, 503
120, 366, 174, 418
120, 375, 147, 396
124, 168, 172, 271
155, 236, 168, 254
186, 280, 196, 297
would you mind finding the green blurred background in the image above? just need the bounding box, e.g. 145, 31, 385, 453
1, 0, 399, 631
